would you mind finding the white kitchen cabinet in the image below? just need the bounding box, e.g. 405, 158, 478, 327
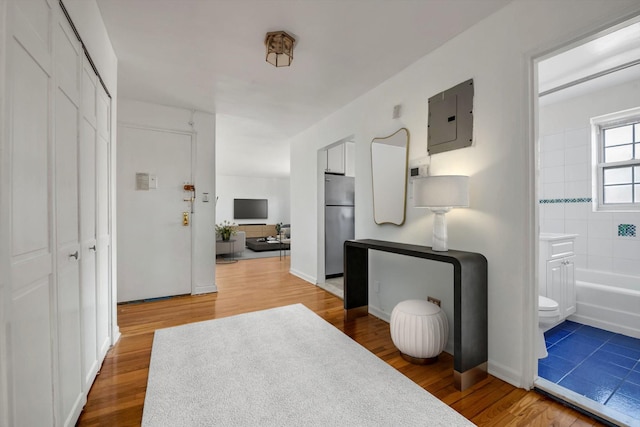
539, 233, 577, 320
326, 144, 345, 174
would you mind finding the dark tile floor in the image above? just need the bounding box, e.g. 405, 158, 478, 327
539, 320, 640, 421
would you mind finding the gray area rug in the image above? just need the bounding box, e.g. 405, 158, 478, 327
142, 304, 474, 426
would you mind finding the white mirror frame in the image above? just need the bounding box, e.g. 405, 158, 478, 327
371, 128, 410, 225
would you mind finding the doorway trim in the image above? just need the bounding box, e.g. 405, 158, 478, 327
316, 135, 355, 284
527, 10, 640, 425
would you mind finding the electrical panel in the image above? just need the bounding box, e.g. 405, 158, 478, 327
427, 79, 474, 155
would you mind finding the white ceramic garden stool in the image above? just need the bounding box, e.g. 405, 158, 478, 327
390, 299, 449, 365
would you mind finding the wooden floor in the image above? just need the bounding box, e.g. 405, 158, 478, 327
77, 257, 603, 426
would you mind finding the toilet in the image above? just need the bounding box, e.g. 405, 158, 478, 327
537, 295, 561, 358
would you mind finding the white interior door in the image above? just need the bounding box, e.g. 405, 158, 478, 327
54, 14, 85, 426
118, 126, 193, 302
1, 2, 114, 425
6, 1, 55, 425
80, 58, 99, 390
96, 86, 111, 361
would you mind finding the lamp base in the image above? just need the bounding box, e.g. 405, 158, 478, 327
431, 209, 450, 252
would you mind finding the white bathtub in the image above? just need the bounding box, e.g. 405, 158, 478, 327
572, 269, 640, 339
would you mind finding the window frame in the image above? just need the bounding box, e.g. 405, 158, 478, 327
591, 107, 640, 212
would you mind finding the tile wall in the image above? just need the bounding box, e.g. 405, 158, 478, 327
539, 126, 640, 276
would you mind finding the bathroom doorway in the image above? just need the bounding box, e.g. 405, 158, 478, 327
534, 16, 640, 426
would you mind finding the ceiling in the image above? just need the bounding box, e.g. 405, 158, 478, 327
538, 19, 640, 106
96, 0, 512, 178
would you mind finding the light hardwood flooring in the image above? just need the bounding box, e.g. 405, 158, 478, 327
76, 257, 604, 426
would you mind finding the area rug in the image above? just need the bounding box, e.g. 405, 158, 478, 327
142, 304, 474, 426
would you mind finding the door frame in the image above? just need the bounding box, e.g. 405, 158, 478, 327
118, 122, 197, 296
316, 135, 355, 284
527, 9, 640, 421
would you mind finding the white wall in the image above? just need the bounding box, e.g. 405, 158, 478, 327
289, 0, 640, 388
216, 175, 290, 225
117, 99, 216, 295
540, 79, 640, 276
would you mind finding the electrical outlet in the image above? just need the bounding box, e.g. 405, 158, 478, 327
427, 296, 441, 307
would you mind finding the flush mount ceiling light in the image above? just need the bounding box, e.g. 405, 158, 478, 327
265, 31, 295, 67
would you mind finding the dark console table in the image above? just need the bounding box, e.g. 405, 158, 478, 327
344, 239, 488, 390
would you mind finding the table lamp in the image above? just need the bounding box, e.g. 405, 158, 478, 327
413, 175, 469, 251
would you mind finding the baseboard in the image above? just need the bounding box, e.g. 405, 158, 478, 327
368, 305, 390, 323
111, 327, 121, 346
570, 312, 640, 339
194, 283, 218, 295
67, 393, 86, 427
487, 360, 523, 388
372, 299, 525, 389
289, 269, 316, 284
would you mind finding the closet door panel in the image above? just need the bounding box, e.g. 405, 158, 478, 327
11, 33, 50, 258
96, 87, 111, 358
11, 0, 51, 76
80, 63, 99, 389
7, 0, 55, 425
11, 279, 54, 426
54, 15, 84, 426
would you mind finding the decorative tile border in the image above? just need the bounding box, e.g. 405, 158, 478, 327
539, 198, 592, 204
618, 224, 637, 237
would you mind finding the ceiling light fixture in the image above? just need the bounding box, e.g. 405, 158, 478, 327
265, 31, 295, 67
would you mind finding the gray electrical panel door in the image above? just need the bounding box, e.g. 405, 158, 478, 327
428, 79, 474, 155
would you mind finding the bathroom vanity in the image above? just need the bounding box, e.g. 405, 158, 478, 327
539, 233, 577, 321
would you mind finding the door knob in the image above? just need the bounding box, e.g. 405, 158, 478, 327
89, 245, 96, 251
69, 251, 79, 260
183, 211, 189, 226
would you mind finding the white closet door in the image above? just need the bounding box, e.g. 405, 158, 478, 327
96, 86, 111, 360
6, 0, 55, 425
54, 14, 85, 426
1, 2, 114, 425
80, 58, 99, 390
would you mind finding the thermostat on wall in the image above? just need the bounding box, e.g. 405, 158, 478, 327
408, 158, 429, 178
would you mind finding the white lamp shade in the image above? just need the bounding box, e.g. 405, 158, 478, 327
413, 175, 469, 208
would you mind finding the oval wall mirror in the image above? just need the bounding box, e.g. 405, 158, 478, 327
371, 128, 409, 225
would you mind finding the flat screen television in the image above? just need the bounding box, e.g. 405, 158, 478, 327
234, 198, 268, 220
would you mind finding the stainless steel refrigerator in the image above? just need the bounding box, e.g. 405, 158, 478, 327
325, 174, 355, 277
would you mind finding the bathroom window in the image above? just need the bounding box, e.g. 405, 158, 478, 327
592, 108, 640, 211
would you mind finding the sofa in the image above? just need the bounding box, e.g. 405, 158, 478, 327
216, 230, 246, 256
235, 224, 278, 238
